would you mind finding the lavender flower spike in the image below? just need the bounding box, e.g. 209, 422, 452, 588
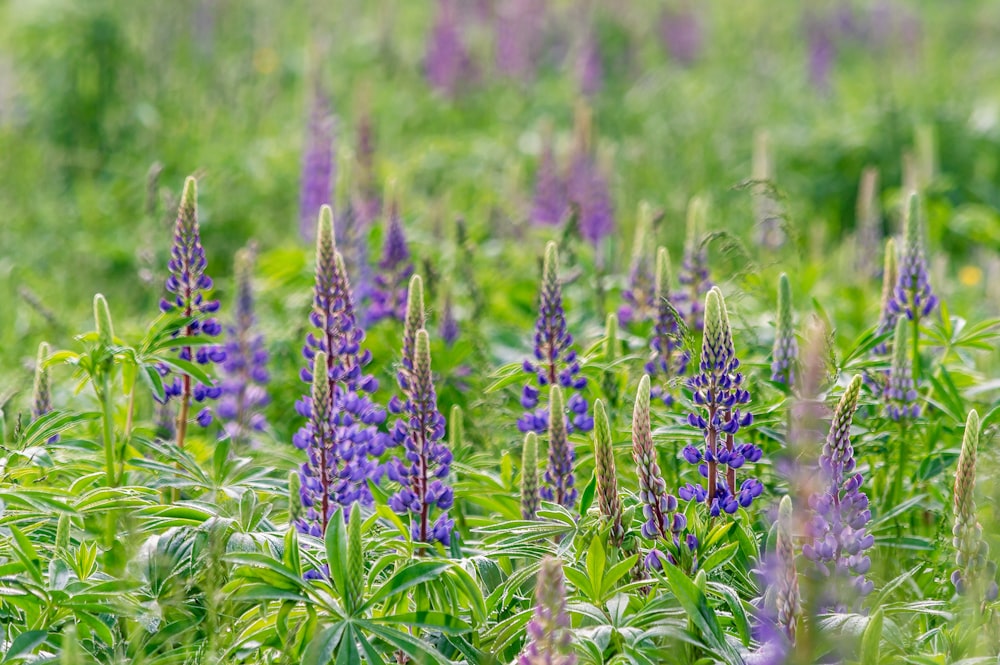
681, 288, 762, 516
593, 400, 624, 546
159, 176, 225, 443
872, 238, 898, 355
803, 375, 875, 609
647, 246, 689, 406
676, 196, 712, 330
439, 281, 459, 347
541, 385, 576, 509
218, 247, 270, 444
425, 0, 474, 97
519, 242, 592, 435
632, 376, 680, 545
774, 496, 801, 643
619, 202, 657, 325
298, 89, 336, 242
952, 410, 998, 602
884, 317, 918, 421
771, 274, 798, 386
519, 557, 577, 665
891, 192, 937, 322
387, 329, 454, 546
295, 351, 334, 537
368, 192, 414, 325
531, 131, 567, 227
522, 431, 540, 520
32, 341, 53, 421
401, 274, 425, 381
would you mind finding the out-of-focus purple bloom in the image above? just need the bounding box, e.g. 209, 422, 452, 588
298, 89, 336, 242
872, 238, 898, 356
619, 204, 656, 326
387, 329, 454, 546
368, 197, 414, 325
805, 13, 836, 93
440, 284, 459, 347
425, 0, 475, 97
883, 317, 919, 421
565, 119, 614, 247
294, 207, 388, 536
576, 30, 603, 96
802, 376, 875, 610
355, 110, 381, 227
519, 557, 577, 665
218, 248, 270, 444
158, 177, 225, 433
682, 288, 762, 515
519, 242, 592, 435
659, 5, 702, 66
646, 247, 690, 406
531, 136, 567, 226
751, 498, 800, 659
890, 193, 937, 322
675, 197, 712, 330
495, 0, 546, 81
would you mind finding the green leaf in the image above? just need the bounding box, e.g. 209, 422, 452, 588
861, 608, 883, 665
661, 563, 742, 663
700, 542, 739, 574
335, 625, 360, 665
2, 630, 48, 663
325, 507, 349, 601
374, 611, 472, 635
579, 470, 597, 516
586, 535, 606, 600
301, 622, 347, 665
8, 526, 42, 585
599, 554, 639, 599
362, 561, 451, 611
361, 621, 452, 665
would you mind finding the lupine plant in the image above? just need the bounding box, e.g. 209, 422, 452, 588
676, 196, 712, 330
771, 273, 798, 387
368, 193, 414, 325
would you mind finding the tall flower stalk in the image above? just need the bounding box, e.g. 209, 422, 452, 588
159, 177, 225, 449
299, 88, 336, 242
775, 496, 801, 642
32, 341, 53, 421
531, 129, 567, 227
890, 192, 937, 380
593, 400, 623, 546
519, 242, 592, 435
218, 248, 270, 445
771, 273, 798, 387
952, 409, 998, 604
646, 247, 689, 406
676, 197, 712, 330
541, 386, 576, 509
519, 557, 576, 665
522, 431, 540, 520
425, 0, 474, 96
368, 193, 414, 325
872, 237, 898, 355
388, 329, 454, 546
802, 375, 874, 609
884, 317, 918, 421
619, 203, 657, 325
680, 288, 762, 515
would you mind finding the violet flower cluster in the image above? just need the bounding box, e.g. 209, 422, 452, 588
519, 557, 577, 665
158, 177, 226, 430
566, 131, 614, 247
218, 248, 270, 444
752, 495, 801, 661
425, 0, 474, 96
646, 247, 689, 406
884, 317, 919, 420
298, 89, 336, 242
659, 5, 702, 65
531, 135, 567, 227
294, 207, 388, 536
675, 197, 712, 330
618, 204, 657, 326
519, 242, 592, 435
680, 288, 763, 516
494, 0, 546, 82
541, 385, 576, 509
890, 193, 937, 323
367, 197, 414, 325
387, 328, 455, 546
802, 375, 875, 609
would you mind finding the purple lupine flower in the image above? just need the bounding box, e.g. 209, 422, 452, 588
387, 329, 454, 546
519, 242, 592, 435
659, 5, 702, 66
531, 135, 567, 226
753, 496, 801, 657
646, 247, 690, 406
565, 125, 614, 246
495, 0, 546, 81
335, 201, 373, 322
355, 109, 381, 227
368, 196, 414, 325
440, 284, 459, 347
680, 288, 762, 516
425, 0, 474, 97
802, 375, 875, 610
675, 196, 712, 330
298, 89, 336, 242
541, 385, 576, 509
883, 317, 918, 420
158, 177, 225, 438
294, 207, 388, 535
218, 248, 270, 444
519, 557, 577, 665
890, 193, 937, 323
576, 30, 603, 96
633, 376, 685, 555
805, 12, 836, 93
619, 204, 657, 326
771, 274, 798, 387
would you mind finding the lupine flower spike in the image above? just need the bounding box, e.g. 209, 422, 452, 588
884, 317, 918, 421
593, 400, 624, 546
368, 190, 414, 325
388, 329, 454, 546
891, 192, 937, 325
647, 247, 689, 406
439, 281, 459, 346
541, 385, 576, 509
32, 341, 53, 421
531, 127, 567, 227
632, 376, 684, 570
295, 351, 334, 536
401, 274, 425, 384
803, 375, 875, 609
294, 206, 388, 530
522, 431, 540, 520
519, 557, 577, 665
519, 242, 592, 435
681, 288, 762, 515
218, 248, 270, 444
676, 197, 712, 330
495, 0, 545, 82
299, 88, 336, 242
425, 0, 474, 97
872, 238, 898, 355
775, 496, 802, 643
771, 273, 798, 387
159, 177, 225, 446
952, 410, 998, 603
619, 203, 657, 325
